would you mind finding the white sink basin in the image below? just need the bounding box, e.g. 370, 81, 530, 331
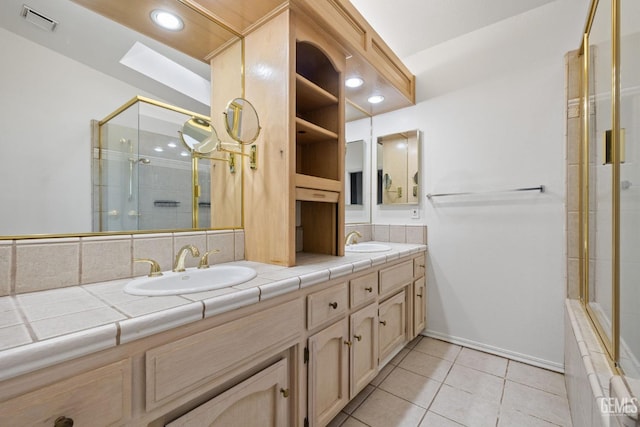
344, 243, 392, 253
124, 265, 257, 296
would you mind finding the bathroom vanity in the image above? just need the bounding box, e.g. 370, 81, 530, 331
0, 245, 426, 426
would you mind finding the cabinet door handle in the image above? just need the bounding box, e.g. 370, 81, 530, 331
280, 388, 290, 398
344, 340, 352, 347
418, 264, 425, 268
417, 293, 423, 298
364, 287, 373, 293
329, 302, 338, 309
379, 320, 387, 326
54, 417, 74, 427
354, 334, 362, 341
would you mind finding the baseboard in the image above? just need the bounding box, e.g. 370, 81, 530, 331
422, 329, 564, 373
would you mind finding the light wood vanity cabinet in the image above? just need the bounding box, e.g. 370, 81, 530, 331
0, 252, 425, 427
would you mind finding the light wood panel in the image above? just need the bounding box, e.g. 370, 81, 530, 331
210, 39, 243, 228
350, 271, 378, 308
350, 303, 378, 398
307, 282, 349, 330
0, 359, 131, 427
72, 0, 238, 61
243, 9, 295, 266
378, 290, 407, 363
146, 298, 302, 409
308, 319, 349, 427
379, 260, 414, 296
166, 358, 288, 427
413, 276, 427, 337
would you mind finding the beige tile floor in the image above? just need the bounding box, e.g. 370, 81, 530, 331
328, 337, 572, 427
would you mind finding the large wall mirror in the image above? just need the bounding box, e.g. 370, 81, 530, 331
345, 115, 372, 224
376, 130, 421, 205
0, 0, 243, 237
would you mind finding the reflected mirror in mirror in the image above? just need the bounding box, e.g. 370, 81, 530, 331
377, 130, 421, 205
180, 117, 219, 154
345, 140, 364, 205
224, 98, 261, 145
0, 0, 242, 236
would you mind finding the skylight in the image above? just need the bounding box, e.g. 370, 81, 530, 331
120, 42, 210, 106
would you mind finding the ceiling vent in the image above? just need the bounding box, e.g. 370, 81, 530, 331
21, 5, 58, 32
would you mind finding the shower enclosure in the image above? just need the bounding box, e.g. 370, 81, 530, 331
93, 97, 215, 232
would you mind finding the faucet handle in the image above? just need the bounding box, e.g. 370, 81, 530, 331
134, 258, 163, 277
198, 249, 221, 269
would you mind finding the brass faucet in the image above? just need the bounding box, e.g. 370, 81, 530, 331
345, 230, 362, 246
198, 249, 220, 269
173, 244, 200, 272
134, 258, 163, 277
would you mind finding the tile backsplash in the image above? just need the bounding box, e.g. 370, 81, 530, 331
1, 224, 426, 297
346, 224, 428, 245
0, 230, 245, 296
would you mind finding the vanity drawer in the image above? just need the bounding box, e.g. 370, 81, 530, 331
0, 359, 131, 427
350, 271, 377, 308
379, 260, 413, 296
146, 299, 302, 410
307, 282, 348, 330
295, 187, 339, 203
414, 254, 426, 278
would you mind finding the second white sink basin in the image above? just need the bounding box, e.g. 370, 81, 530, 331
344, 243, 392, 253
124, 265, 257, 296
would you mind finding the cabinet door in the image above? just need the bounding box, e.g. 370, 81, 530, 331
166, 358, 289, 427
413, 277, 426, 336
349, 303, 378, 398
308, 319, 349, 427
378, 290, 407, 363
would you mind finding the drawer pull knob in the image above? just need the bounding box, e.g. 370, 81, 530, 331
280, 388, 290, 398
379, 320, 387, 326
354, 334, 362, 341
344, 340, 352, 347
54, 417, 74, 427
364, 287, 373, 293
329, 302, 338, 309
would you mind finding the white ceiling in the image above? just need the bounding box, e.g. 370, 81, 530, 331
350, 0, 557, 58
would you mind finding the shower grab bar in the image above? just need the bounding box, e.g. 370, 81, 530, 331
426, 185, 545, 199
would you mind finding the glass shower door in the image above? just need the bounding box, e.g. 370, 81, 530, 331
587, 0, 614, 348
619, 0, 640, 397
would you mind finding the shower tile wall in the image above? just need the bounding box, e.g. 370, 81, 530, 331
95, 126, 211, 232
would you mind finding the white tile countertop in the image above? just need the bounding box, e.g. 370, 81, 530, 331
0, 242, 426, 381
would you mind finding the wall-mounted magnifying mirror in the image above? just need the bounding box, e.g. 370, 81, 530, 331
224, 98, 261, 145
377, 130, 421, 205
180, 117, 219, 154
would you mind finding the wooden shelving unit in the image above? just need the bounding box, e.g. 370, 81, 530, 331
243, 10, 345, 266
295, 39, 344, 257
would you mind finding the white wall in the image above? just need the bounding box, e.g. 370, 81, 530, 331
370, 0, 591, 369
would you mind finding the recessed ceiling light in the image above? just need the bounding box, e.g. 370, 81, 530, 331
150, 10, 184, 31
154, 147, 164, 152
180, 151, 190, 157
167, 142, 177, 148
368, 95, 385, 104
345, 77, 364, 88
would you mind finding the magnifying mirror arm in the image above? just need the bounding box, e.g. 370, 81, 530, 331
213, 141, 258, 170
